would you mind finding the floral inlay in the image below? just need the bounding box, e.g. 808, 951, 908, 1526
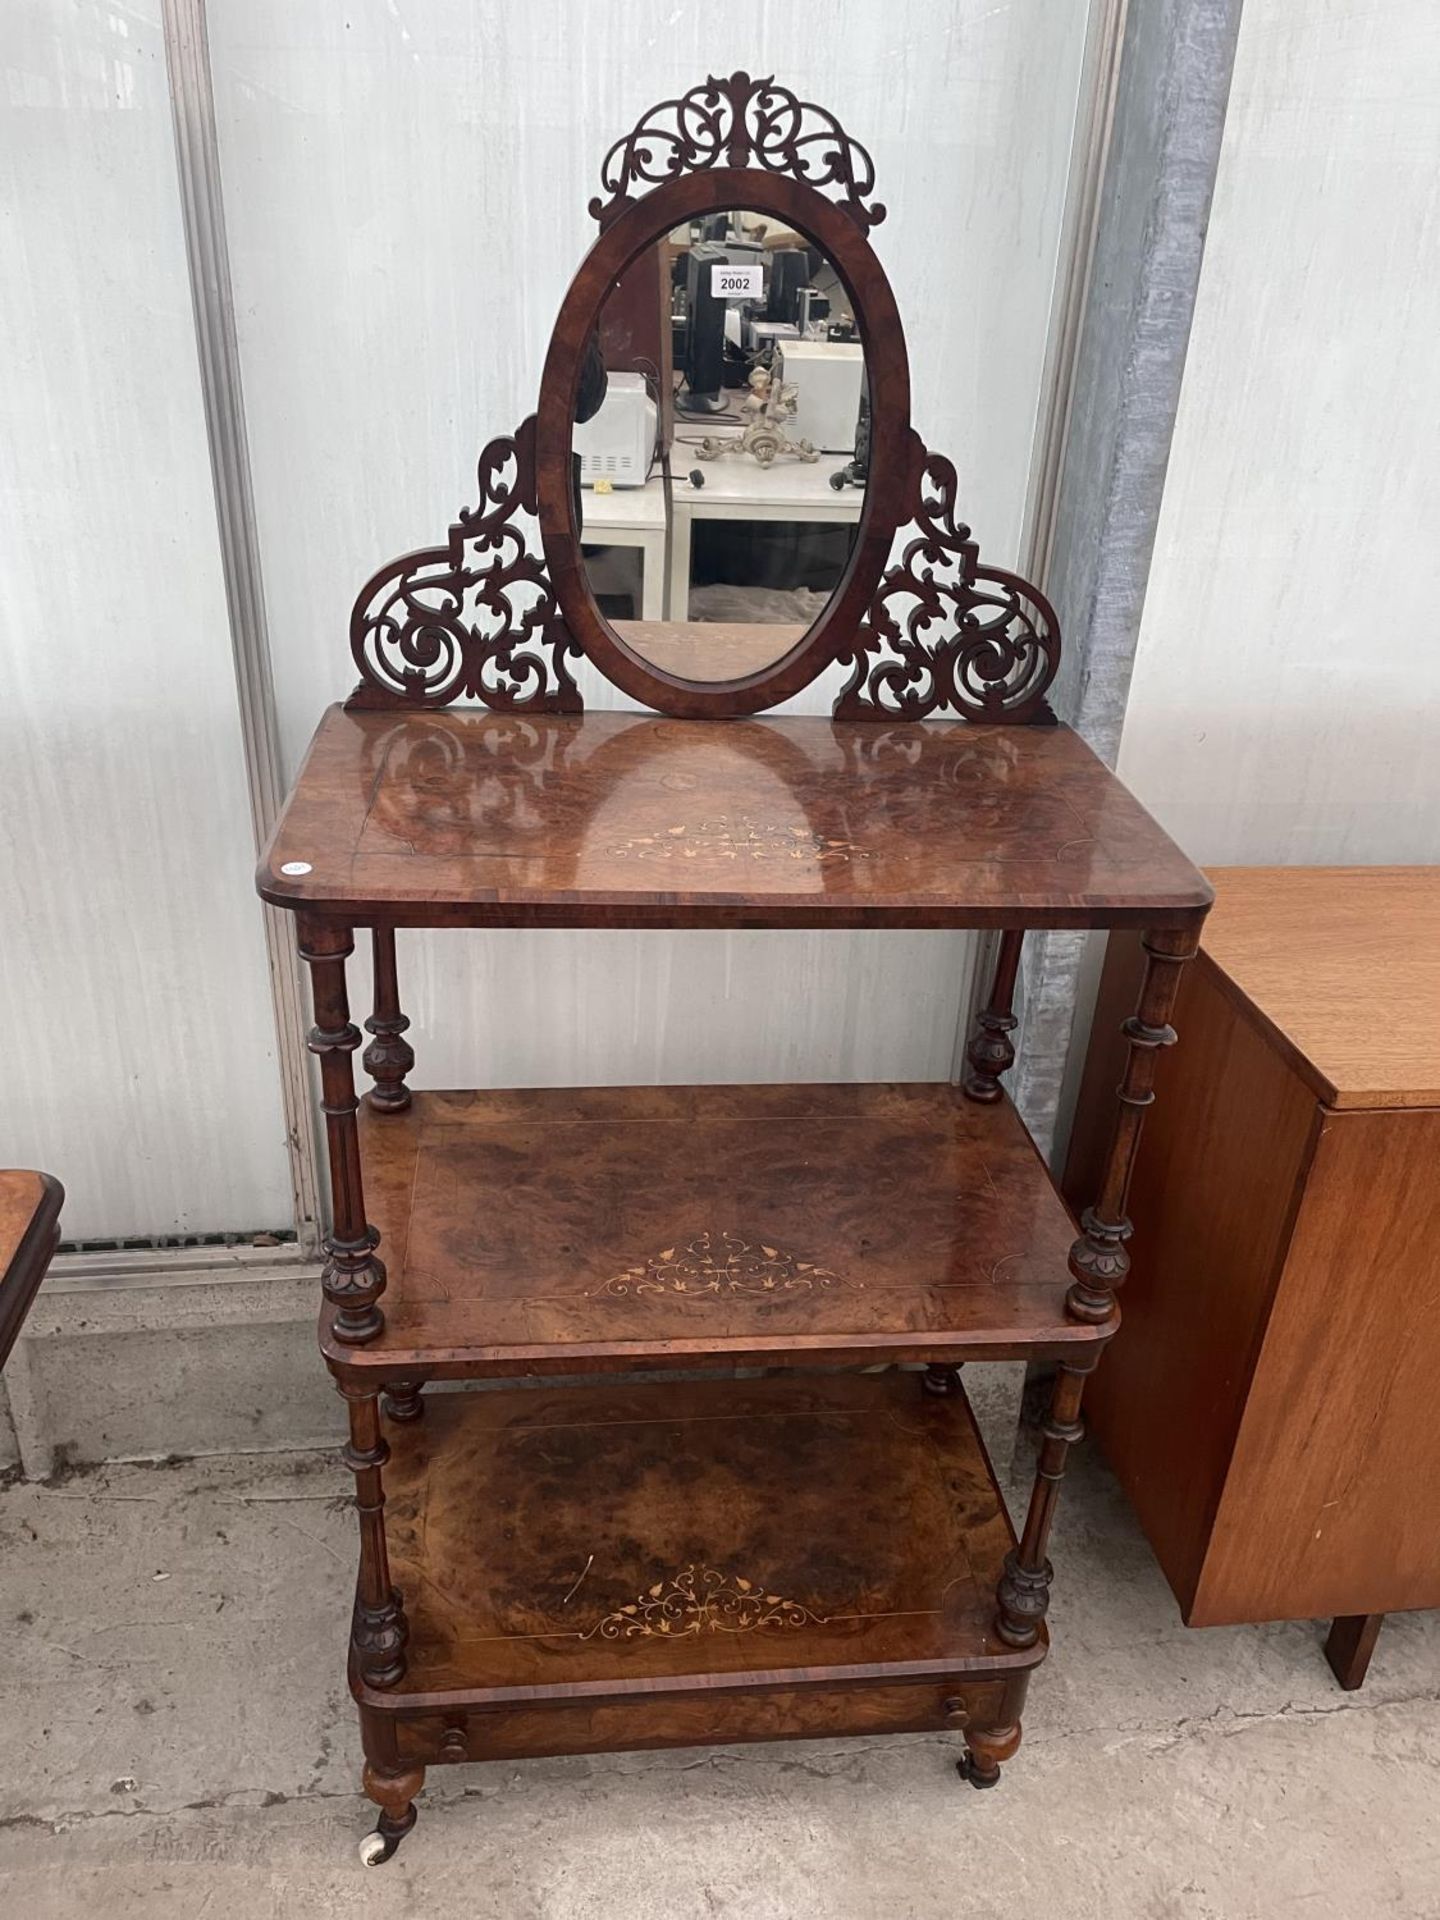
584, 1563, 828, 1640
589, 1230, 849, 1300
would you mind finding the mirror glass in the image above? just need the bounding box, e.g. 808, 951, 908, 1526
571, 209, 870, 684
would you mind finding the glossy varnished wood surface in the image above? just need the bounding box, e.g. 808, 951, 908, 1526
1202, 867, 1440, 1107
324, 1084, 1105, 1376
0, 1170, 64, 1371
366, 1370, 1044, 1707
260, 706, 1212, 930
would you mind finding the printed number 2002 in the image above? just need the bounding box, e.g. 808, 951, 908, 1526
711, 264, 763, 300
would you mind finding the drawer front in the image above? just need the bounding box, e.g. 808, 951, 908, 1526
393, 1675, 1026, 1766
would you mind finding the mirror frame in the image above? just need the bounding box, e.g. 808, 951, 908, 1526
535, 169, 919, 718
346, 73, 1060, 727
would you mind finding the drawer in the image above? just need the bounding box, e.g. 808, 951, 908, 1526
392, 1675, 1027, 1766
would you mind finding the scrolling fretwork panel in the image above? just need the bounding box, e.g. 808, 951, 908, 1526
590, 70, 883, 233
348, 418, 580, 714
835, 453, 1061, 723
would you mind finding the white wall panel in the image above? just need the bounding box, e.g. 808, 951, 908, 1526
1117, 0, 1440, 864
0, 0, 292, 1238
210, 1, 1091, 1089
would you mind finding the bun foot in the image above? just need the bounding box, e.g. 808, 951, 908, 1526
957, 1720, 1021, 1789
360, 1760, 422, 1864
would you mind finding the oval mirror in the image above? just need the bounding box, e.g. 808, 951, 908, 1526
572, 208, 870, 686
536, 169, 915, 718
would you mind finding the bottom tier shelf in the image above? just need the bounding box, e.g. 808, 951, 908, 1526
358, 1369, 1044, 1765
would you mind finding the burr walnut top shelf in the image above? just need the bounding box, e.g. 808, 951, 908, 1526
1201, 867, 1440, 1109
362, 1369, 1043, 1708
259, 705, 1211, 931
323, 1082, 1104, 1377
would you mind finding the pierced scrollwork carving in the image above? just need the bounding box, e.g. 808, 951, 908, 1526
590, 70, 884, 232
348, 417, 581, 714
834, 452, 1061, 723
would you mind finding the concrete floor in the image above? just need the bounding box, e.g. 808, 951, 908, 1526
2, 1380, 1438, 1919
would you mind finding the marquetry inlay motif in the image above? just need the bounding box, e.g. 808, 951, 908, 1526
607, 819, 868, 863
584, 1564, 829, 1640
589, 1230, 849, 1300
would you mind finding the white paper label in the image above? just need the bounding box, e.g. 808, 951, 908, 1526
711, 263, 763, 301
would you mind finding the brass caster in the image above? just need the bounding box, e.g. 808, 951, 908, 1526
359, 1830, 396, 1866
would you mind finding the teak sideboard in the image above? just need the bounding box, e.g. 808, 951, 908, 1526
1065, 867, 1440, 1689
256, 74, 1212, 1863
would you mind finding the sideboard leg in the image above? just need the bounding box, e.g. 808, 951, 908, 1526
363, 925, 414, 1114
957, 1720, 1022, 1789
962, 931, 1024, 1103
340, 1380, 409, 1691
995, 1354, 1096, 1647
298, 917, 387, 1345
1325, 1612, 1384, 1690
1065, 926, 1201, 1326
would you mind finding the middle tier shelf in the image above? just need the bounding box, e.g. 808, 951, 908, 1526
325, 1082, 1105, 1376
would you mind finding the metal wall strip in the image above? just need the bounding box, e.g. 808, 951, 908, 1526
1019, 0, 1131, 586
951, 0, 1131, 1084
158, 0, 322, 1259
1013, 0, 1247, 1157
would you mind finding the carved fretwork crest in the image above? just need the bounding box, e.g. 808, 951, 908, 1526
348, 80, 1061, 724
348, 418, 579, 714
589, 70, 884, 233
835, 453, 1061, 723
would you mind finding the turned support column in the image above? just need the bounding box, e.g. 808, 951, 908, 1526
962, 930, 1024, 1104
996, 1354, 1096, 1647
340, 1380, 409, 1690
1065, 927, 1200, 1325
363, 925, 414, 1114
382, 1381, 425, 1423
298, 917, 387, 1345
996, 923, 1200, 1649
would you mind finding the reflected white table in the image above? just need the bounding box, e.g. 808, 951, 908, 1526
578, 483, 668, 621
579, 452, 863, 622
668, 449, 861, 620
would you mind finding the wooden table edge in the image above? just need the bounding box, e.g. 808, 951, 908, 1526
0, 1171, 65, 1372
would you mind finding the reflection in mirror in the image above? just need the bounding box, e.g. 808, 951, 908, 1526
572, 210, 870, 685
